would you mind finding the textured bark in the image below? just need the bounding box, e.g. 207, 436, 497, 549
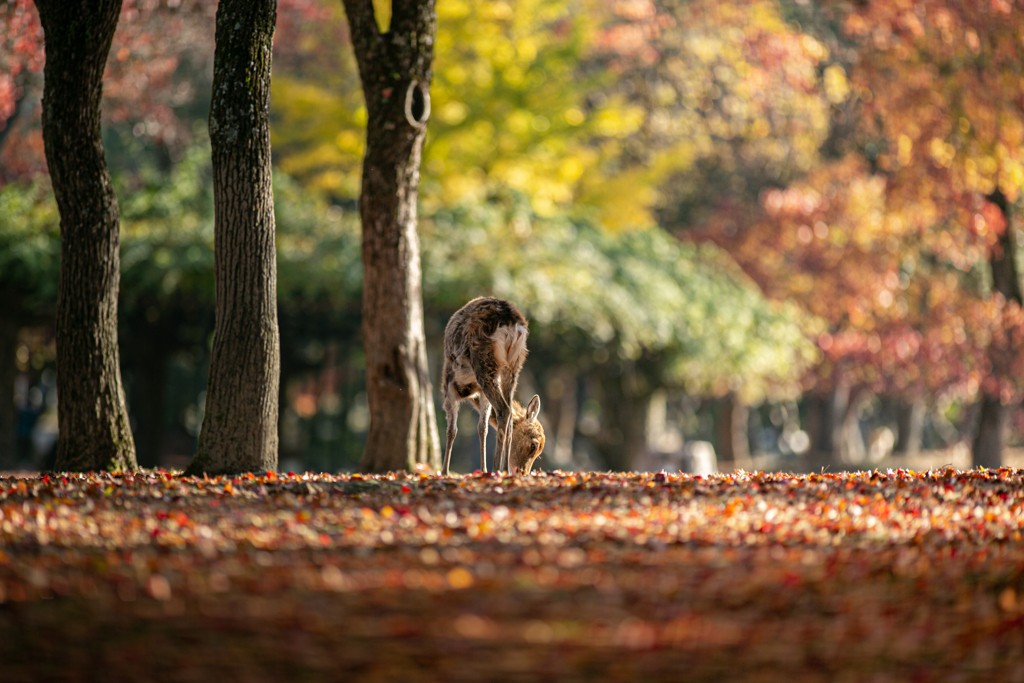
343, 0, 441, 473
187, 0, 280, 475
715, 392, 751, 471
35, 0, 137, 472
0, 315, 17, 469
973, 190, 1021, 468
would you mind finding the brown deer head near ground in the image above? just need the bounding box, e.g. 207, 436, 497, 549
440, 297, 545, 475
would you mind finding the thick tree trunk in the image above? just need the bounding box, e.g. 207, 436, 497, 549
716, 392, 751, 471
343, 0, 441, 473
0, 315, 17, 469
974, 190, 1021, 468
36, 0, 137, 472
187, 0, 280, 476
894, 397, 925, 456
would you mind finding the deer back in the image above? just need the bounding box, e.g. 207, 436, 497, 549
444, 297, 529, 380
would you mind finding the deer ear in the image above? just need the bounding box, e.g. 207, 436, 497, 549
527, 394, 541, 421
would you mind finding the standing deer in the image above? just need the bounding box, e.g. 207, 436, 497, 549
441, 297, 545, 476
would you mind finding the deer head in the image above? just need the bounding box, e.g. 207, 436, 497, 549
502, 395, 545, 475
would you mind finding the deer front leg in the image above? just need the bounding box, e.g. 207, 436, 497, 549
501, 413, 514, 474
477, 401, 492, 473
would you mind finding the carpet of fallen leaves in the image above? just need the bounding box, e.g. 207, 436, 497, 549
2, 468, 1024, 682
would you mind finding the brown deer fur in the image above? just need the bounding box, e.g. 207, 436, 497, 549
441, 297, 545, 475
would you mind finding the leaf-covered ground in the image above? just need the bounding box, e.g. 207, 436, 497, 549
2, 468, 1024, 682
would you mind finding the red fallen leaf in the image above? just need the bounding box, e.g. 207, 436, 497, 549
401, 486, 412, 493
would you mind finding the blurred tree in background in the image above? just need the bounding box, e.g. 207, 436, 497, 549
4, 0, 1024, 472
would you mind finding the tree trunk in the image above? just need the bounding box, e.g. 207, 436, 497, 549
838, 389, 871, 465
550, 370, 578, 468
36, 0, 137, 472
594, 362, 650, 472
126, 338, 169, 469
803, 384, 849, 471
187, 0, 280, 476
0, 315, 17, 469
974, 190, 1022, 468
343, 0, 441, 473
894, 397, 925, 456
716, 392, 751, 471
973, 396, 1008, 469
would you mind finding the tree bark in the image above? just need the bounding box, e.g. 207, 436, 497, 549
0, 314, 17, 469
973, 190, 1021, 468
716, 392, 751, 471
342, 0, 441, 473
35, 0, 137, 472
187, 0, 280, 476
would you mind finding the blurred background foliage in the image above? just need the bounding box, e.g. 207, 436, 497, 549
2, 0, 1024, 472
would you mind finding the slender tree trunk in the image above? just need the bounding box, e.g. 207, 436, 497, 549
594, 362, 650, 471
804, 384, 849, 471
839, 389, 871, 465
894, 396, 925, 456
35, 0, 137, 472
973, 396, 1008, 469
0, 314, 17, 469
126, 337, 169, 469
974, 190, 1021, 468
716, 392, 751, 471
551, 370, 578, 467
343, 0, 441, 473
187, 0, 280, 476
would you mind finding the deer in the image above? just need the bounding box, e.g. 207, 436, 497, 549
441, 297, 545, 476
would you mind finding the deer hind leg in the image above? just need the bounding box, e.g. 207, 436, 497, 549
442, 384, 460, 477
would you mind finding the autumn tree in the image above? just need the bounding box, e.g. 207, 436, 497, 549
182, 0, 280, 475
33, 0, 138, 471
340, 0, 440, 473
840, 0, 1024, 467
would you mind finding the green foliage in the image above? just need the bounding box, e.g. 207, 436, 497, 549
422, 192, 820, 401
272, 0, 655, 229
118, 143, 216, 316
0, 180, 59, 317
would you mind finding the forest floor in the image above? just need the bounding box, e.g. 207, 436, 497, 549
1, 467, 1023, 682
